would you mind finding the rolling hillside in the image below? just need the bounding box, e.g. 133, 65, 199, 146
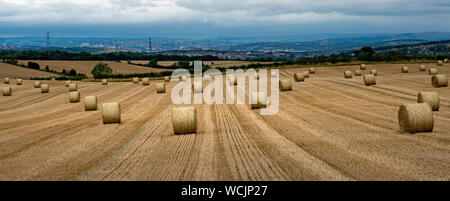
17, 60, 168, 77
0, 62, 59, 79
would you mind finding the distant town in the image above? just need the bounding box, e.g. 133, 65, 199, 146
1, 32, 449, 60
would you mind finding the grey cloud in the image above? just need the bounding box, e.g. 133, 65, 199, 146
0, 1, 25, 17
0, 0, 448, 34
0, 7, 18, 17
176, 0, 450, 16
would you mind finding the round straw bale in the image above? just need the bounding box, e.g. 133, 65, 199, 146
164, 76, 170, 82
444, 58, 448, 63
172, 107, 197, 134
250, 92, 266, 109
132, 77, 139, 84
193, 82, 203, 93
354, 69, 362, 76
279, 79, 292, 91
69, 83, 77, 92
65, 81, 70, 87
16, 79, 23, 85
142, 77, 150, 86
419, 65, 426, 71
69, 91, 80, 103
344, 71, 352, 78
369, 69, 377, 76
437, 60, 443, 66
51, 78, 56, 81
84, 96, 98, 111
34, 81, 41, 88
418, 92, 439, 111
2, 86, 11, 96
4, 77, 10, 84
102, 102, 121, 124
360, 64, 366, 70
401, 66, 408, 73
398, 103, 433, 134
309, 68, 315, 74
428, 68, 437, 75
41, 84, 49, 93
303, 71, 310, 78
102, 79, 108, 85
294, 73, 304, 82
431, 74, 448, 88
363, 74, 376, 86
156, 83, 165, 93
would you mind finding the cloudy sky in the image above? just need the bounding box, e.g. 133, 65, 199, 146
0, 0, 449, 38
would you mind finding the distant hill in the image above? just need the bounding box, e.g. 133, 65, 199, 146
1, 32, 448, 60
374, 40, 450, 56
0, 62, 59, 79
156, 39, 450, 60
214, 32, 450, 43
2, 32, 449, 53
233, 32, 450, 52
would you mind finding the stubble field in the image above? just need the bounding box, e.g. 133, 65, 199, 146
0, 62, 449, 181
0, 62, 59, 78
18, 60, 166, 77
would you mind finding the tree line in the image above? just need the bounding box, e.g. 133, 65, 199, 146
1, 46, 447, 65
0, 50, 220, 61
91, 62, 211, 79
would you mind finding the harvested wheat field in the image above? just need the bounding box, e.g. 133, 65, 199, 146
0, 62, 58, 78
19, 60, 167, 77
0, 62, 449, 181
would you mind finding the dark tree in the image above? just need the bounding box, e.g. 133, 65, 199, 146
28, 61, 40, 70
69, 69, 77, 76
177, 60, 190, 68
361, 46, 375, 55
91, 62, 113, 74
149, 59, 158, 67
